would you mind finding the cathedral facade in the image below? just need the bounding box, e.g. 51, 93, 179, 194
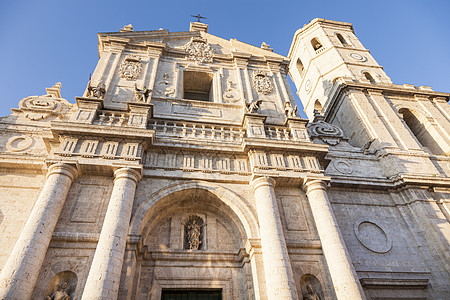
0, 18, 448, 300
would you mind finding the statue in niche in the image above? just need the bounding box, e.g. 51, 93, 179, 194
184, 215, 204, 250
284, 101, 298, 118
246, 99, 263, 114
134, 83, 151, 102
46, 282, 70, 300
86, 74, 106, 99
303, 284, 320, 300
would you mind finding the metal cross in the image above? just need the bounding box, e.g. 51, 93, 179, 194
191, 14, 207, 23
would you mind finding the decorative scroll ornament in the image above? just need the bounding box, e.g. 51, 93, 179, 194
307, 119, 345, 146
252, 70, 273, 95
155, 73, 176, 97
184, 37, 214, 65
184, 215, 204, 250
17, 83, 72, 121
118, 56, 142, 80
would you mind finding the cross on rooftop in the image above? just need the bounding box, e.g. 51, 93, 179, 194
191, 14, 207, 23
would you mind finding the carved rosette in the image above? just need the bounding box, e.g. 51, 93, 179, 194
18, 95, 72, 120
252, 70, 273, 95
184, 37, 214, 65
307, 120, 345, 145
118, 56, 142, 80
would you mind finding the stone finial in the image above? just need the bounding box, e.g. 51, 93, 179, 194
120, 24, 133, 32
261, 42, 273, 52
190, 22, 208, 33
45, 82, 62, 98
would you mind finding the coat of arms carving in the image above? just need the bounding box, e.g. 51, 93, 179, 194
252, 70, 273, 95
184, 37, 214, 65
118, 56, 142, 80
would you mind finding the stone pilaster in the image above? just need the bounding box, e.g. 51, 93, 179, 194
250, 176, 298, 300
303, 179, 366, 300
81, 167, 141, 300
0, 163, 78, 300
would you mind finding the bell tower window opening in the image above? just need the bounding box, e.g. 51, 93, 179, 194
314, 99, 323, 113
336, 33, 349, 46
183, 71, 213, 101
399, 108, 444, 155
311, 38, 323, 53
363, 72, 375, 83
296, 58, 305, 77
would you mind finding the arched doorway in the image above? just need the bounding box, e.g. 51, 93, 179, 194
126, 183, 259, 300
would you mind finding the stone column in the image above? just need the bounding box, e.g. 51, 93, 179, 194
303, 179, 366, 300
250, 176, 298, 300
81, 168, 141, 300
0, 163, 78, 300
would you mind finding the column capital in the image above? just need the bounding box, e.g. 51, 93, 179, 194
302, 178, 329, 194
250, 176, 275, 190
114, 167, 142, 183
47, 163, 78, 182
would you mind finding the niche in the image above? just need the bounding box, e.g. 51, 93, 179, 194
45, 271, 78, 300
300, 274, 323, 300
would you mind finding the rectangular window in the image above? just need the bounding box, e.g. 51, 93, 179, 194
183, 71, 213, 101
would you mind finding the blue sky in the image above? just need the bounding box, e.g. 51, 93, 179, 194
1, 0, 449, 118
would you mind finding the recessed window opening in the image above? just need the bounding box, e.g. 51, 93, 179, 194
183, 71, 213, 101
399, 108, 444, 155
311, 38, 323, 51
363, 72, 375, 83
337, 33, 348, 46
296, 58, 305, 76
314, 100, 323, 113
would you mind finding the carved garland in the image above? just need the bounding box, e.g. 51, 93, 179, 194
252, 70, 273, 95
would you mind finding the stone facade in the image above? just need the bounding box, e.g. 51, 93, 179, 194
0, 19, 448, 300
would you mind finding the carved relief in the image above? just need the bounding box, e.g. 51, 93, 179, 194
252, 70, 273, 95
118, 56, 142, 80
223, 80, 241, 103
184, 37, 214, 65
19, 96, 72, 121
184, 215, 204, 250
307, 120, 345, 145
333, 159, 353, 174
5, 135, 33, 152
155, 73, 176, 97
284, 101, 298, 118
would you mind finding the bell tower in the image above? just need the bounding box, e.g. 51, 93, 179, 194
288, 18, 449, 160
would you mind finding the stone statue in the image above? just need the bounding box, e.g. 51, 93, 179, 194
46, 282, 70, 300
303, 284, 320, 300
186, 219, 202, 250
134, 83, 151, 102
86, 75, 106, 99
284, 101, 298, 118
184, 216, 204, 250
246, 99, 263, 114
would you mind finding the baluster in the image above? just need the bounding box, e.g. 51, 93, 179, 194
276, 128, 281, 139
230, 128, 235, 141
182, 123, 187, 137
283, 128, 290, 140
211, 126, 216, 139
172, 122, 177, 134
163, 121, 168, 134
220, 127, 225, 140
267, 127, 273, 139
201, 125, 206, 138
192, 124, 197, 137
